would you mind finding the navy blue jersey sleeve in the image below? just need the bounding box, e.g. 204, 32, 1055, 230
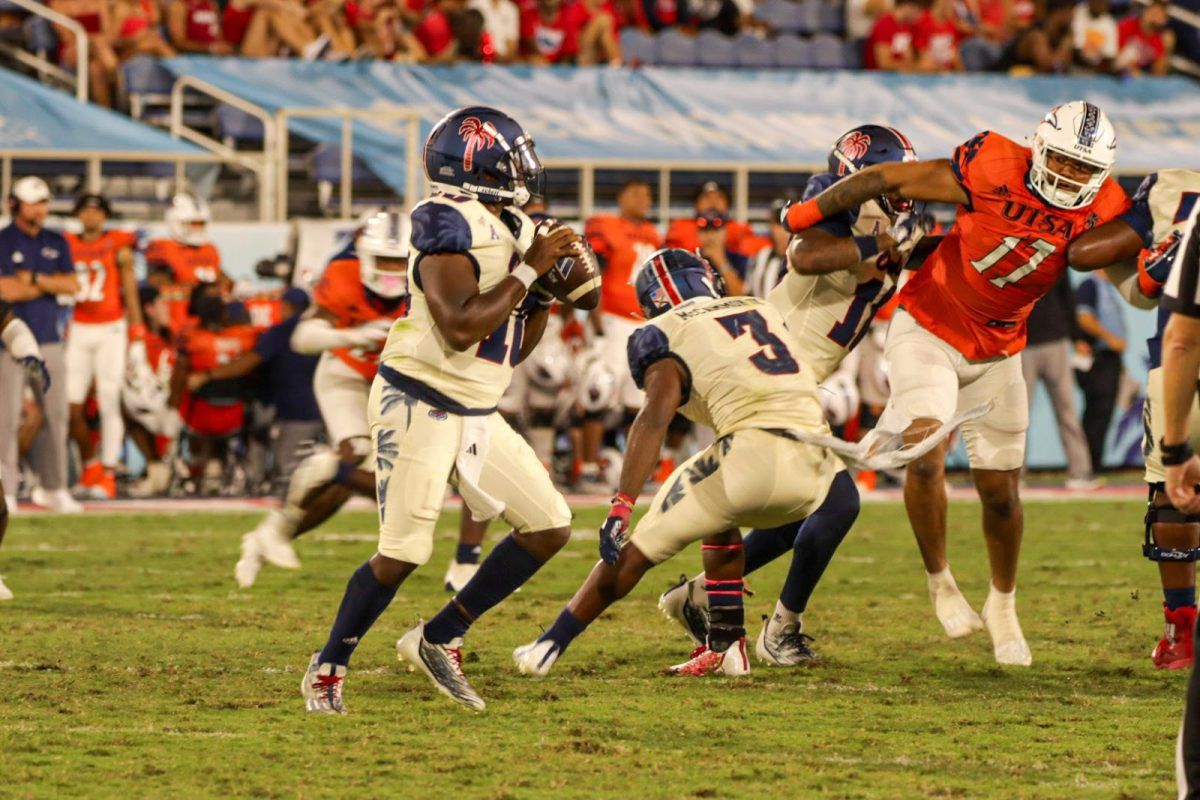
627, 324, 672, 390
803, 172, 855, 237
254, 317, 293, 361
1119, 173, 1157, 248
410, 202, 473, 254
51, 231, 73, 274
1075, 278, 1099, 315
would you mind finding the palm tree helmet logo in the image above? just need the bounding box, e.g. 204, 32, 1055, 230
458, 117, 498, 172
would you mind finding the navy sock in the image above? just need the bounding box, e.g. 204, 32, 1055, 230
1165, 587, 1197, 611
456, 543, 482, 565
539, 608, 587, 652
317, 560, 399, 667
780, 471, 860, 614
743, 522, 801, 575
425, 534, 544, 644
704, 578, 745, 652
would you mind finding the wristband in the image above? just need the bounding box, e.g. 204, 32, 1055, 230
853, 235, 881, 262
511, 262, 538, 290
1161, 439, 1194, 467
783, 199, 823, 234
611, 491, 635, 510
128, 323, 148, 341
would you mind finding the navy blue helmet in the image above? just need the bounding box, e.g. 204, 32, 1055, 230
423, 106, 544, 206
826, 124, 918, 214
634, 249, 725, 319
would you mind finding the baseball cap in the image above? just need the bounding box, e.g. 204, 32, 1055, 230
73, 193, 112, 216
282, 286, 311, 312
695, 180, 728, 200
12, 176, 50, 205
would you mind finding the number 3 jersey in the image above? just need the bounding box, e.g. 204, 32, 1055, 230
378, 192, 535, 413
902, 130, 1129, 360
769, 172, 898, 382
627, 295, 830, 439
65, 229, 137, 324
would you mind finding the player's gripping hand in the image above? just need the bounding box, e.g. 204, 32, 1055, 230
599, 491, 635, 565
524, 223, 582, 277
342, 319, 392, 349
19, 355, 49, 393
1137, 230, 1182, 300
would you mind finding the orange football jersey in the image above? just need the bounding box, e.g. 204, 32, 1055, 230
665, 218, 770, 259
584, 214, 662, 319
181, 324, 258, 374
900, 131, 1130, 360
312, 257, 409, 380
241, 293, 284, 331
146, 238, 224, 334
66, 230, 136, 324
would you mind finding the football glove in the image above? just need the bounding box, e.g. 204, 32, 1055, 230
343, 319, 392, 349
127, 338, 149, 375
599, 492, 635, 565
19, 355, 49, 393
1137, 230, 1182, 300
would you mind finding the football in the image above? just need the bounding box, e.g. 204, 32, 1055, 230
533, 220, 602, 310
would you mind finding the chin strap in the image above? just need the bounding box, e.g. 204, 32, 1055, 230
1144, 483, 1200, 562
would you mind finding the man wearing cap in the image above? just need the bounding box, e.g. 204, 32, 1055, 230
0, 177, 81, 514
65, 194, 142, 500
665, 180, 770, 260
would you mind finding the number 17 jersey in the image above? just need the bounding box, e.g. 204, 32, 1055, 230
627, 295, 829, 439
902, 131, 1128, 360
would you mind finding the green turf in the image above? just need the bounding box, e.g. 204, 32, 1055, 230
0, 501, 1186, 799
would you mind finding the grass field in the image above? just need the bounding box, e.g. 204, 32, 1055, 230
0, 500, 1187, 799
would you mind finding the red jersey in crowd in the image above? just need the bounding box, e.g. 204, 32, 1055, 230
183, 0, 221, 43
1118, 16, 1166, 70
865, 12, 916, 69
520, 0, 590, 62
913, 10, 960, 69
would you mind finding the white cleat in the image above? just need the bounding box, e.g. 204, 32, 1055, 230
301, 652, 346, 714
128, 462, 172, 498
667, 639, 751, 677
927, 568, 983, 639
513, 639, 562, 678
755, 615, 818, 666
982, 587, 1032, 667
658, 573, 710, 646
0, 576, 13, 601
285, 449, 341, 509
396, 622, 486, 711
234, 532, 265, 588
31, 488, 82, 514
251, 511, 301, 570
443, 561, 480, 592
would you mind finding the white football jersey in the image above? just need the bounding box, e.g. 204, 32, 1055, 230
767, 198, 897, 383
628, 295, 830, 438
1132, 168, 1200, 248
378, 191, 535, 412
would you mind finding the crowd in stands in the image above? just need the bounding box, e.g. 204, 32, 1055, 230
0, 0, 1179, 107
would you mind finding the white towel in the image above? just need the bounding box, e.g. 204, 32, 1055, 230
786, 402, 993, 472
454, 415, 506, 522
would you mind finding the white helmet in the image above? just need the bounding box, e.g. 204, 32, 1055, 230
528, 336, 571, 393
819, 370, 860, 427
165, 193, 212, 246
1030, 101, 1117, 210
358, 211, 411, 298
577, 350, 618, 414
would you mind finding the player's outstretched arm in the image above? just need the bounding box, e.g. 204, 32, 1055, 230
788, 227, 889, 276
618, 360, 684, 499
784, 160, 967, 233
423, 227, 578, 352
1067, 219, 1143, 272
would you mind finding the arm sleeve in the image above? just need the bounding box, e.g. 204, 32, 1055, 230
1118, 173, 1157, 248
803, 172, 856, 237
410, 202, 473, 254
627, 324, 673, 390
1075, 278, 1099, 316
1164, 212, 1200, 318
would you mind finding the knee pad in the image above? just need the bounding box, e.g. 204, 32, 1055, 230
1144, 483, 1200, 562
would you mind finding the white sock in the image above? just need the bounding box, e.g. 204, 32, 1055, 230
986, 584, 1016, 611
772, 600, 802, 629
927, 567, 959, 592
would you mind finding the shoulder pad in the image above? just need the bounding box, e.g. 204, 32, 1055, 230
411, 201, 473, 254
627, 324, 672, 391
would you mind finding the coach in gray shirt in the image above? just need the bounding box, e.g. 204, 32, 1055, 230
1022, 273, 1098, 489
